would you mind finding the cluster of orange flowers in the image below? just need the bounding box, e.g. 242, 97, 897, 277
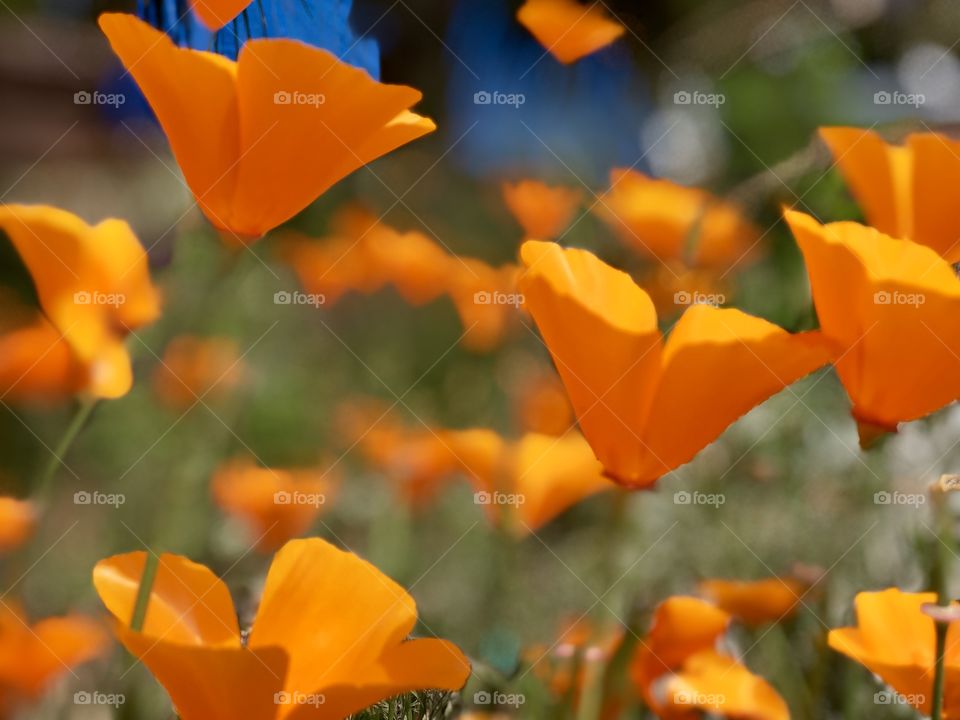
1, 0, 960, 716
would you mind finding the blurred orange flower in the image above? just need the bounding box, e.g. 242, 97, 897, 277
820, 127, 960, 263
152, 335, 245, 410
595, 169, 760, 268
699, 576, 809, 627
639, 262, 732, 320
513, 366, 574, 436
211, 457, 339, 551
0, 308, 87, 403
519, 240, 831, 486
786, 209, 960, 444
0, 603, 108, 712
0, 204, 161, 398
516, 0, 625, 64
631, 596, 789, 719
93, 538, 471, 719
501, 180, 582, 240
829, 588, 960, 717
0, 498, 36, 553
99, 14, 435, 241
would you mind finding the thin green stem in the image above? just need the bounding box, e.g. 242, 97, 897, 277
129, 552, 160, 632
34, 396, 97, 500
929, 484, 954, 720
932, 620, 948, 720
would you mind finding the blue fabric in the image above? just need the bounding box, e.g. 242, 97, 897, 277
445, 0, 650, 185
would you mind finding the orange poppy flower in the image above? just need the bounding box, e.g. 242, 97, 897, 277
516, 0, 625, 64
191, 0, 252, 30
92, 538, 471, 720
639, 262, 732, 320
829, 588, 960, 716
0, 498, 36, 553
447, 261, 522, 352
785, 209, 960, 443
699, 577, 809, 627
820, 127, 960, 263
0, 602, 108, 710
594, 169, 761, 268
153, 335, 246, 411
0, 309, 87, 403
518, 240, 831, 486
513, 366, 575, 436
211, 457, 339, 551
501, 180, 582, 240
631, 596, 789, 720
446, 430, 615, 535
99, 13, 435, 241
0, 204, 161, 398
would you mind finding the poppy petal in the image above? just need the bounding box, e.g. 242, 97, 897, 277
516, 0, 625, 64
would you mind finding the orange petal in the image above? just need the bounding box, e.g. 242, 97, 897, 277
518, 240, 662, 483
152, 335, 245, 411
249, 538, 470, 712
0, 314, 86, 403
642, 304, 832, 478
191, 0, 252, 30
908, 132, 960, 263
699, 577, 807, 626
786, 209, 960, 429
0, 498, 37, 552
516, 0, 625, 64
501, 180, 582, 240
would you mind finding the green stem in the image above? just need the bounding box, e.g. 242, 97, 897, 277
932, 620, 948, 720
929, 486, 953, 720
34, 397, 97, 500
129, 552, 159, 632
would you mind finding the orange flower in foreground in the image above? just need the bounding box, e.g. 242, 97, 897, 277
93, 538, 471, 720
501, 180, 582, 240
829, 588, 960, 717
99, 14, 435, 241
153, 335, 246, 410
595, 169, 760, 268
631, 596, 789, 720
699, 577, 809, 627
0, 205, 161, 398
0, 498, 36, 553
190, 0, 252, 30
0, 309, 87, 403
0, 602, 108, 711
211, 457, 339, 551
518, 240, 831, 486
820, 127, 960, 263
785, 209, 960, 444
516, 0, 625, 64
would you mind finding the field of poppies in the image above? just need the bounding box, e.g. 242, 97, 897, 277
1, 0, 960, 718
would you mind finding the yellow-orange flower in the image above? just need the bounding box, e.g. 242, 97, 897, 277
0, 602, 108, 711
631, 596, 789, 720
786, 209, 960, 443
501, 180, 582, 240
0, 308, 87, 403
99, 14, 435, 240
152, 335, 245, 410
0, 204, 161, 398
518, 240, 831, 486
93, 538, 471, 720
820, 127, 960, 263
516, 0, 625, 64
829, 588, 960, 717
0, 498, 36, 553
595, 169, 760, 268
513, 366, 575, 436
699, 577, 809, 627
211, 457, 339, 551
